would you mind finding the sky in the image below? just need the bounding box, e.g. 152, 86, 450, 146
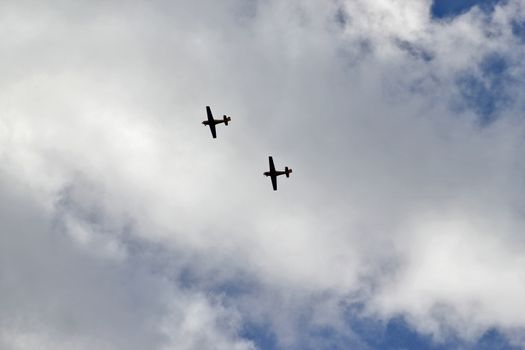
1, 0, 525, 349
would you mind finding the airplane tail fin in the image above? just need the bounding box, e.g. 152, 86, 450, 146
223, 115, 231, 125
285, 167, 292, 178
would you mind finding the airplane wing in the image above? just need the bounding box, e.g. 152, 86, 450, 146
206, 106, 217, 138
209, 123, 217, 138
271, 174, 278, 191
268, 156, 275, 173
206, 106, 214, 122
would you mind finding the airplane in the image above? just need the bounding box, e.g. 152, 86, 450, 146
202, 106, 231, 139
263, 156, 292, 191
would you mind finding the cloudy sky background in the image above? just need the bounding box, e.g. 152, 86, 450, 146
2, 0, 525, 349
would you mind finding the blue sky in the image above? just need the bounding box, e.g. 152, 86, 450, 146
241, 305, 520, 349
455, 53, 513, 124
431, 0, 506, 19
1, 0, 525, 349
432, 0, 515, 125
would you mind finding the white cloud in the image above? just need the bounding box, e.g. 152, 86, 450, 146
161, 293, 256, 350
2, 0, 525, 348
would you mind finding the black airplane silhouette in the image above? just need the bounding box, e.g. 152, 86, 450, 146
202, 106, 231, 138
264, 156, 292, 191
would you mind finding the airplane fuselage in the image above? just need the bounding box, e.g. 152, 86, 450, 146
202, 119, 226, 126
264, 171, 286, 177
